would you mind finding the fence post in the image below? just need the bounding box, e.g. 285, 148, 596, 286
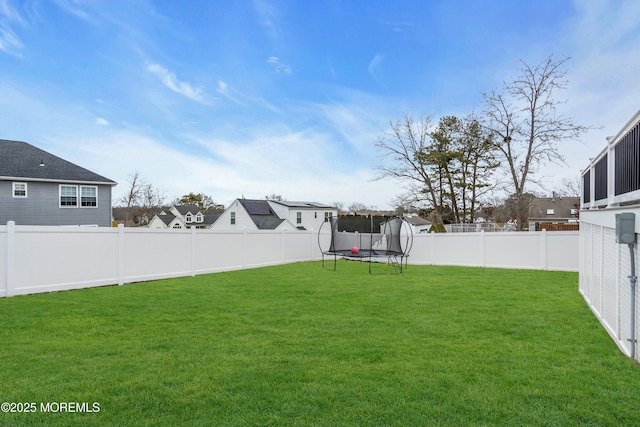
6, 221, 15, 297
607, 137, 616, 207
118, 224, 124, 286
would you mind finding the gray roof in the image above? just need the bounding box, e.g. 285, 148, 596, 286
157, 212, 177, 226
175, 205, 201, 216
238, 199, 285, 230
528, 197, 580, 220
271, 200, 334, 209
0, 139, 116, 184
403, 216, 431, 226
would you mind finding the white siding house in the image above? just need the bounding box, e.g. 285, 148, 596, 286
212, 199, 336, 231
268, 200, 337, 231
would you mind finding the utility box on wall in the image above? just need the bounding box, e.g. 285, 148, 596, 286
615, 213, 636, 244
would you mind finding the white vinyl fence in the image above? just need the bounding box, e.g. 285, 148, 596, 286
579, 208, 640, 363
410, 230, 578, 271
1, 221, 578, 298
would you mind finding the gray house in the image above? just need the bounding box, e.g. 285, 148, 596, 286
0, 139, 117, 226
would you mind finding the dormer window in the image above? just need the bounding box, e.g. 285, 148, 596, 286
195, 212, 204, 223
185, 213, 193, 223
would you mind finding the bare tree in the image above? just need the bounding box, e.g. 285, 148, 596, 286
375, 114, 447, 224
138, 183, 165, 224
482, 55, 590, 230
348, 202, 368, 214
119, 171, 143, 226
265, 194, 285, 201
556, 176, 581, 198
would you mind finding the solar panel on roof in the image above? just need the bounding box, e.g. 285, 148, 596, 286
243, 200, 272, 215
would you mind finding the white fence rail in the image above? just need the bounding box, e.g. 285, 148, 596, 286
579, 208, 640, 362
1, 222, 578, 298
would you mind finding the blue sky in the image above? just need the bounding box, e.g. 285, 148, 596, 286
1, 0, 639, 210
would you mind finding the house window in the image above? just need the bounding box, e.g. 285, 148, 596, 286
546, 209, 555, 215
185, 213, 193, 223
314, 212, 317, 219
195, 212, 204, 223
80, 186, 97, 207
12, 182, 27, 198
172, 223, 182, 229
60, 185, 78, 207
325, 212, 333, 222
231, 212, 236, 225
297, 212, 302, 224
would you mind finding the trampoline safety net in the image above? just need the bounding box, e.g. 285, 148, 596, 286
318, 216, 413, 274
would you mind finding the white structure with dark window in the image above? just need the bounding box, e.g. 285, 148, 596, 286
0, 139, 116, 226
212, 199, 337, 231
580, 109, 640, 363
268, 200, 337, 231
582, 109, 640, 209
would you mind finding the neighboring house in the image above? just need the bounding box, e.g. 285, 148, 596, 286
403, 214, 432, 234
0, 139, 116, 226
212, 198, 337, 231
148, 205, 220, 229
527, 195, 580, 231
268, 200, 337, 231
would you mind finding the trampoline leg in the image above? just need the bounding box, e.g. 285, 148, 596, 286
321, 253, 337, 271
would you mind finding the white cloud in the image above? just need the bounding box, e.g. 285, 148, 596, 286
0, 26, 22, 56
253, 0, 279, 40
146, 62, 209, 104
51, 0, 98, 25
557, 0, 640, 177
95, 117, 109, 125
368, 54, 384, 86
216, 80, 281, 112
0, 0, 24, 57
266, 56, 292, 74
216, 80, 247, 106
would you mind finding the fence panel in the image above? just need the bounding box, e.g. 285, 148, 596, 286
12, 226, 118, 296
484, 232, 543, 270
283, 231, 315, 262
194, 230, 245, 274
547, 232, 581, 271
123, 228, 193, 283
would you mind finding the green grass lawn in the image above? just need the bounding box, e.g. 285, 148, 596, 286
0, 261, 638, 426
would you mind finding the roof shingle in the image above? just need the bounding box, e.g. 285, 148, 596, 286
0, 139, 116, 184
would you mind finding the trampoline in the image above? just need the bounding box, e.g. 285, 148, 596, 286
318, 216, 413, 274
